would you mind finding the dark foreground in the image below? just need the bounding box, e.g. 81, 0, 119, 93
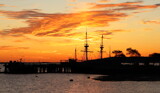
3, 57, 160, 78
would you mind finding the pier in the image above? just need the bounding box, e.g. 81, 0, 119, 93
3, 61, 72, 74
2, 57, 160, 75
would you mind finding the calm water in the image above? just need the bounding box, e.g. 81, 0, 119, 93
0, 73, 160, 93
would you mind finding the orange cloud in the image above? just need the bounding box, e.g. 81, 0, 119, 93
0, 1, 160, 38
94, 29, 127, 35
95, 30, 112, 35
68, 0, 77, 2
143, 20, 160, 24
115, 4, 160, 11
0, 10, 127, 37
98, 0, 110, 3
0, 4, 5, 7
111, 29, 129, 32
91, 1, 143, 9
0, 9, 46, 19
91, 1, 160, 11
0, 4, 16, 7
0, 46, 29, 50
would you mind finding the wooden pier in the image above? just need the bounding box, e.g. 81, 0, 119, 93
2, 57, 160, 74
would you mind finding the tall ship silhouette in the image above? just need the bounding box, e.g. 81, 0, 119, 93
3, 32, 160, 75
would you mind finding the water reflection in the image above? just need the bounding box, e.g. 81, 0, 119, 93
93, 74, 160, 81
1, 74, 160, 93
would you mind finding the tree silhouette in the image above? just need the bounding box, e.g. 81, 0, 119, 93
112, 50, 126, 57
126, 48, 141, 57
149, 53, 160, 57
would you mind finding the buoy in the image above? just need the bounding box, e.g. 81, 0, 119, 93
70, 79, 73, 81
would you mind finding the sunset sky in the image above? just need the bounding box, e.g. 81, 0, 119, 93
0, 0, 160, 62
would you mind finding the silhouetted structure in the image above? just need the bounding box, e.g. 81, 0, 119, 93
126, 48, 141, 57
82, 31, 92, 61
2, 34, 160, 75
112, 50, 126, 57
149, 53, 160, 57
84, 32, 89, 61
99, 35, 104, 59
75, 48, 77, 61
3, 57, 160, 75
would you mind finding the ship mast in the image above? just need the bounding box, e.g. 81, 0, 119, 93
100, 35, 104, 59
84, 31, 89, 61
109, 46, 111, 57
75, 48, 77, 61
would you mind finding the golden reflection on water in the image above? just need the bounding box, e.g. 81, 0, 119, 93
0, 74, 160, 93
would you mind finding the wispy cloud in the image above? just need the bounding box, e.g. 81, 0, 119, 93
95, 30, 113, 35
98, 0, 110, 3
91, 1, 160, 11
0, 10, 127, 37
0, 46, 29, 50
143, 20, 160, 24
0, 4, 16, 7
0, 1, 160, 37
0, 9, 46, 19
91, 1, 143, 9
67, 0, 77, 2
94, 29, 128, 35
0, 4, 5, 7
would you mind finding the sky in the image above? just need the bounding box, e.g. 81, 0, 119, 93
0, 0, 160, 62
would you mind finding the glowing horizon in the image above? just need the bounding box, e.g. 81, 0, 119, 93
0, 0, 160, 62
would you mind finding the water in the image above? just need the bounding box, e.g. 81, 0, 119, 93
0, 73, 160, 93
